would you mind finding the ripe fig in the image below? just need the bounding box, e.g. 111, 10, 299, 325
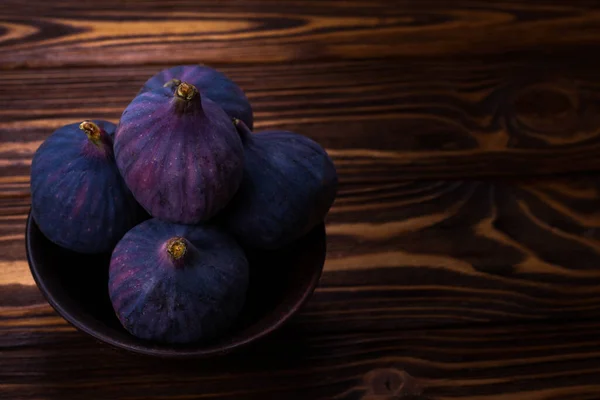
108, 218, 249, 344
30, 120, 142, 254
139, 65, 254, 130
115, 81, 245, 224
222, 119, 338, 249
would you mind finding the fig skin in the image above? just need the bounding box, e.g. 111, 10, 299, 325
115, 82, 245, 224
222, 120, 338, 249
30, 120, 142, 254
108, 218, 249, 344
139, 65, 254, 130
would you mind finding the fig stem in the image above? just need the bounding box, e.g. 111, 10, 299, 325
166, 237, 187, 261
233, 118, 253, 143
79, 121, 103, 147
175, 82, 198, 101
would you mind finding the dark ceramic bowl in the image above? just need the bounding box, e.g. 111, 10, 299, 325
25, 210, 326, 358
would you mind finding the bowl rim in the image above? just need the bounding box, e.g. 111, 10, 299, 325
25, 209, 325, 358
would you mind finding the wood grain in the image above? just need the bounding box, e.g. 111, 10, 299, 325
3, 58, 600, 180
2, 318, 600, 399
1, 0, 600, 68
309, 176, 600, 330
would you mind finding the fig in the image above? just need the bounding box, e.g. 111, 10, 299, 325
108, 218, 249, 344
30, 120, 142, 254
139, 65, 254, 130
222, 119, 338, 249
115, 81, 245, 224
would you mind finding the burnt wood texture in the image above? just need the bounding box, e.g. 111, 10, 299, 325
2, 0, 600, 398
3, 319, 600, 400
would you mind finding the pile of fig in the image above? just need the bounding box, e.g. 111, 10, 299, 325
30, 65, 337, 344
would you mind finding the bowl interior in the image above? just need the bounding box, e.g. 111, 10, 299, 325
26, 211, 326, 357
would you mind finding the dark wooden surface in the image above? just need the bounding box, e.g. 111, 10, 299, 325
4, 319, 600, 400
3, 0, 600, 398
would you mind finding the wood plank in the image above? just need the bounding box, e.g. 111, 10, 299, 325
1, 0, 600, 68
2, 318, 600, 399
5, 174, 600, 331
3, 59, 600, 180
311, 175, 600, 330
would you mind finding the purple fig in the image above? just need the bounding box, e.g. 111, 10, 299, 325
109, 218, 249, 344
221, 120, 338, 249
115, 82, 244, 224
30, 120, 142, 254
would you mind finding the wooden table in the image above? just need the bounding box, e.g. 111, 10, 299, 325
3, 1, 600, 398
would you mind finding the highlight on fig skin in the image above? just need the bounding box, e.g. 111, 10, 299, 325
163, 78, 182, 88
79, 120, 103, 146
166, 237, 187, 261
175, 82, 198, 101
